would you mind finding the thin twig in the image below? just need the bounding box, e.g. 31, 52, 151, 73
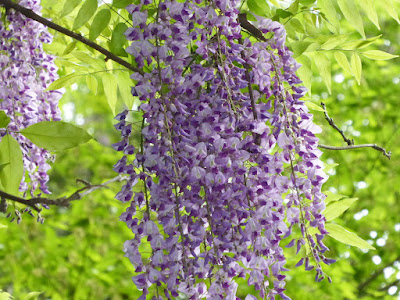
0, 0, 143, 75
0, 175, 128, 213
321, 102, 353, 145
319, 103, 391, 159
358, 255, 400, 293
318, 144, 391, 159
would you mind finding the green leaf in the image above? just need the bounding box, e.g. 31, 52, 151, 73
337, 0, 365, 39
381, 0, 400, 24
89, 9, 111, 41
305, 101, 324, 112
86, 75, 98, 95
24, 292, 43, 300
0, 224, 7, 229
318, 0, 340, 33
287, 18, 305, 34
112, 0, 133, 8
110, 23, 129, 57
0, 135, 23, 195
116, 71, 135, 109
326, 223, 375, 250
313, 52, 331, 93
322, 162, 339, 174
20, 121, 93, 151
320, 34, 351, 50
62, 40, 77, 56
0, 290, 12, 300
361, 50, 399, 60
291, 41, 312, 58
300, 0, 315, 4
102, 72, 118, 115
287, 0, 299, 14
45, 72, 83, 91
341, 35, 382, 50
324, 198, 358, 221
303, 13, 318, 36
334, 51, 352, 75
351, 52, 362, 85
72, 52, 105, 69
0, 111, 10, 128
0, 163, 9, 172
72, 0, 98, 31
296, 55, 312, 95
247, 0, 270, 16
363, 0, 380, 30
59, 0, 81, 18
323, 190, 347, 205
275, 9, 293, 19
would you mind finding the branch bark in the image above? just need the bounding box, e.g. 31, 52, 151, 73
0, 0, 143, 75
0, 175, 127, 213
318, 143, 391, 159
319, 102, 391, 159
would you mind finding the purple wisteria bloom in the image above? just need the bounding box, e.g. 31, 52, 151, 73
114, 0, 333, 299
0, 0, 62, 195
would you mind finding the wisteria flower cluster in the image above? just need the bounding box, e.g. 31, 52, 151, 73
0, 0, 62, 195
114, 0, 333, 299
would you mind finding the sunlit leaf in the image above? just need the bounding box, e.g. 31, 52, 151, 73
361, 50, 399, 60
102, 72, 118, 115
313, 52, 331, 93
324, 198, 358, 221
381, 0, 400, 24
45, 73, 83, 91
72, 0, 98, 31
351, 52, 362, 85
112, 0, 133, 8
20, 121, 93, 151
86, 75, 98, 95
305, 101, 324, 112
323, 190, 347, 205
110, 23, 129, 57
296, 55, 312, 95
116, 71, 135, 109
72, 52, 105, 69
0, 111, 10, 128
247, 0, 270, 16
320, 34, 351, 50
334, 51, 352, 75
326, 223, 375, 250
363, 0, 380, 29
318, 0, 340, 33
0, 224, 7, 229
341, 35, 382, 50
0, 135, 23, 195
59, 0, 81, 18
337, 0, 365, 38
62, 40, 77, 56
89, 9, 112, 41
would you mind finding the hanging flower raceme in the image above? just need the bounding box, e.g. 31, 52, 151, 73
115, 0, 333, 299
0, 0, 62, 195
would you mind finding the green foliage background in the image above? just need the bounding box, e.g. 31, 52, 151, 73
0, 0, 399, 299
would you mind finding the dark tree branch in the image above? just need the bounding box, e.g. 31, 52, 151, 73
318, 144, 391, 159
321, 102, 353, 145
358, 255, 400, 293
0, 175, 127, 213
378, 279, 400, 292
0, 0, 143, 75
319, 102, 391, 160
